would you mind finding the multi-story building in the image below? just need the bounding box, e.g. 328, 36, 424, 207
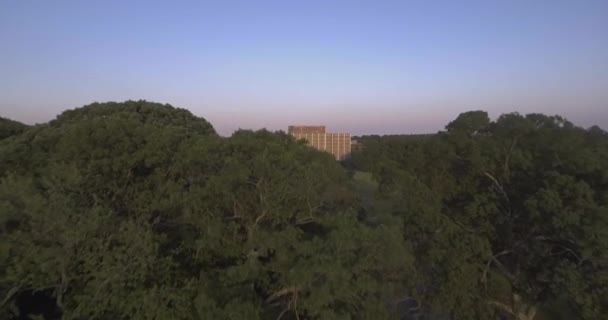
288, 125, 351, 160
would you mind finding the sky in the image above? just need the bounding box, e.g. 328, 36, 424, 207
1, 0, 607, 135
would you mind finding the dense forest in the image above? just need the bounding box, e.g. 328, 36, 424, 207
1, 101, 606, 320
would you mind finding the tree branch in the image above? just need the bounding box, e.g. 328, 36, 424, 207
266, 286, 300, 303
276, 307, 289, 320
533, 236, 584, 264
489, 300, 515, 317
1, 286, 20, 307
503, 137, 518, 176
481, 250, 512, 288
483, 171, 508, 199
483, 171, 512, 216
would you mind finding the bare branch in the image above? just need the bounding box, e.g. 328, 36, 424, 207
294, 291, 300, 320
248, 183, 269, 241
483, 171, 512, 216
254, 210, 267, 226
296, 217, 315, 225
266, 286, 300, 304
1, 286, 20, 307
533, 236, 584, 264
276, 307, 289, 320
488, 300, 515, 317
481, 250, 512, 287
483, 171, 507, 198
504, 137, 518, 176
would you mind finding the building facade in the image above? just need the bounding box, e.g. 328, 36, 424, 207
288, 125, 351, 160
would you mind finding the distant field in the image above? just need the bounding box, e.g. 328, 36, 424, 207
352, 171, 378, 209
352, 171, 377, 191
353, 170, 375, 184
351, 170, 396, 218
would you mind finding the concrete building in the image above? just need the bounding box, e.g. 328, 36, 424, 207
288, 125, 351, 160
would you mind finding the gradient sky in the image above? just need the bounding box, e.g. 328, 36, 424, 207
1, 0, 607, 135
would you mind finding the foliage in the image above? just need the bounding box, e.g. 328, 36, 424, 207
2, 101, 606, 319
0, 101, 413, 319
0, 117, 28, 140
355, 112, 608, 319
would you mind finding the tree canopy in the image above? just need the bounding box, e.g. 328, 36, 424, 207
1, 101, 412, 319
352, 112, 608, 319
1, 101, 606, 320
0, 117, 28, 140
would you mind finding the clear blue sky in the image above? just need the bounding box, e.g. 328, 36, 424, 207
1, 0, 607, 135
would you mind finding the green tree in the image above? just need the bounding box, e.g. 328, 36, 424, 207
363, 111, 608, 319
0, 117, 28, 140
1, 101, 414, 319
445, 110, 490, 135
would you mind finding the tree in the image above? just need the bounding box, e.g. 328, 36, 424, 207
362, 111, 608, 319
0, 117, 28, 140
1, 101, 414, 319
1, 100, 219, 319
445, 110, 490, 135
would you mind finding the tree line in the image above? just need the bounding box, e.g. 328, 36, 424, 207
0, 101, 606, 319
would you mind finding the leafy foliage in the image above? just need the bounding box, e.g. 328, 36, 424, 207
2, 102, 606, 319
0, 117, 28, 140
1, 101, 413, 319
354, 112, 608, 319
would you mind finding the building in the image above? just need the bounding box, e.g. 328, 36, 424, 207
288, 125, 352, 160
